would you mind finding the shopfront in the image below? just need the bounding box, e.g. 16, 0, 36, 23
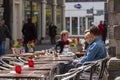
23, 0, 65, 40
65, 2, 105, 36
23, 0, 39, 24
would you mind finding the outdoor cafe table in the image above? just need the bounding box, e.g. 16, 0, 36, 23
0, 61, 69, 80
25, 56, 75, 80
23, 61, 66, 70
23, 61, 68, 80
0, 70, 48, 80
3, 53, 75, 80
4, 53, 75, 63
0, 62, 62, 80
35, 55, 74, 61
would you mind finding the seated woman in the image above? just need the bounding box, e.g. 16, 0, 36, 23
55, 30, 69, 53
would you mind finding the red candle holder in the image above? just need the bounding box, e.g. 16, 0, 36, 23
15, 65, 22, 74
28, 59, 34, 67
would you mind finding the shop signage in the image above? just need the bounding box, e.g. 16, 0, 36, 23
74, 4, 81, 9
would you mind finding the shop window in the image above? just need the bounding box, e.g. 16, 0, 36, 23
72, 17, 78, 35
56, 6, 62, 34
79, 17, 86, 35
66, 17, 70, 32
96, 10, 104, 15
87, 8, 93, 14
46, 5, 52, 35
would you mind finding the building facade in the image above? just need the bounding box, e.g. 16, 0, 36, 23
0, 0, 11, 31
107, 0, 120, 80
65, 1, 105, 36
8, 0, 65, 42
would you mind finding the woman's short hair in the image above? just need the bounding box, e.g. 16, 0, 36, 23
84, 29, 90, 34
60, 30, 69, 38
89, 26, 101, 36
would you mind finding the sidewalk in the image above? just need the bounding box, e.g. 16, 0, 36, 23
35, 43, 55, 51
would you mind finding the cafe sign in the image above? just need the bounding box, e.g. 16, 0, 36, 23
74, 3, 81, 9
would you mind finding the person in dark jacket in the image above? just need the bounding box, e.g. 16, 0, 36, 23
103, 21, 107, 43
49, 22, 57, 44
22, 18, 37, 52
0, 19, 11, 56
55, 30, 69, 53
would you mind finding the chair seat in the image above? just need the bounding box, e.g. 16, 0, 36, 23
80, 72, 99, 80
54, 57, 109, 80
78, 57, 109, 80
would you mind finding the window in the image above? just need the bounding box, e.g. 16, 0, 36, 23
72, 17, 78, 35
79, 17, 86, 35
97, 10, 104, 15
87, 8, 93, 14
66, 17, 70, 32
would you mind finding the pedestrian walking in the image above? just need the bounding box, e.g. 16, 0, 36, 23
22, 18, 37, 52
48, 22, 57, 44
0, 19, 11, 56
98, 20, 104, 42
103, 20, 108, 43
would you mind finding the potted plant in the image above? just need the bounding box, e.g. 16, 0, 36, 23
27, 40, 35, 52
12, 39, 23, 54
69, 37, 82, 52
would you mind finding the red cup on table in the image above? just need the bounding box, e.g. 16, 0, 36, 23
15, 65, 22, 74
28, 59, 34, 67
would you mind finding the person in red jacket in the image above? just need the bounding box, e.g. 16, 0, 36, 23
98, 21, 104, 42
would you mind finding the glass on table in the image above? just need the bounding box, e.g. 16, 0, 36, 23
9, 58, 14, 66
56, 46, 61, 53
34, 50, 45, 57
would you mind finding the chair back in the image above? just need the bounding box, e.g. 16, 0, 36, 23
54, 57, 109, 80
89, 57, 109, 80
54, 62, 98, 80
75, 57, 109, 80
98, 57, 108, 80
